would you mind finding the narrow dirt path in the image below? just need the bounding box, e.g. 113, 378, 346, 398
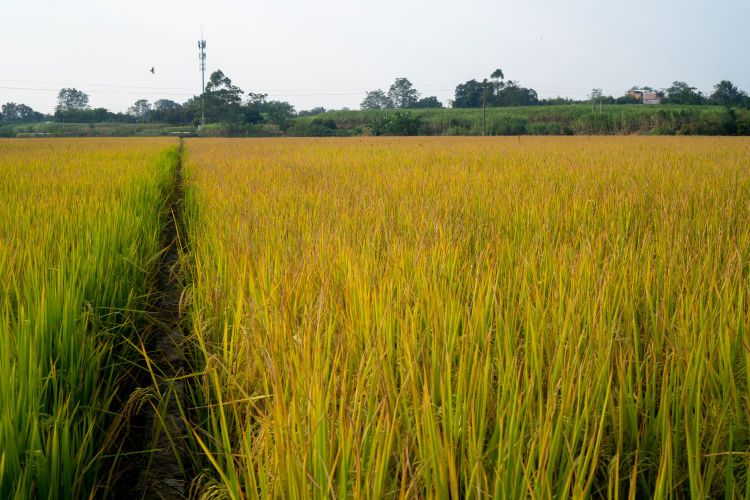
120, 140, 190, 499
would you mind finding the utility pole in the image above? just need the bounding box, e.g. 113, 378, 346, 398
198, 37, 207, 127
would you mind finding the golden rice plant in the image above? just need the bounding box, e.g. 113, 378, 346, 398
0, 138, 178, 498
182, 137, 750, 498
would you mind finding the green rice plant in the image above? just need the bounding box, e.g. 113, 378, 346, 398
0, 138, 178, 498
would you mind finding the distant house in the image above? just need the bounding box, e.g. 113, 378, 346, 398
627, 89, 662, 105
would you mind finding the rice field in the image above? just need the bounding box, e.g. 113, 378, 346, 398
1, 136, 750, 498
0, 138, 178, 498
182, 137, 750, 498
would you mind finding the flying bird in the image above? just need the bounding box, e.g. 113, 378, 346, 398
150, 67, 155, 74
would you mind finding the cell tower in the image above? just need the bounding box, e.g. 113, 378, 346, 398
198, 37, 207, 126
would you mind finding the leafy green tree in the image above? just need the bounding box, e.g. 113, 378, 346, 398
1, 102, 45, 122
243, 92, 296, 128
128, 99, 151, 120
485, 69, 505, 103
150, 100, 186, 124
361, 89, 393, 109
298, 107, 326, 117
411, 96, 443, 108
243, 93, 269, 124
203, 70, 245, 122
55, 88, 90, 113
263, 100, 296, 129
246, 92, 268, 106
153, 99, 181, 111
629, 85, 655, 92
710, 80, 747, 106
388, 78, 420, 108
205, 70, 244, 105
452, 79, 484, 108
495, 81, 539, 106
664, 81, 705, 105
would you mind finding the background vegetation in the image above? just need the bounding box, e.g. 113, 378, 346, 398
2, 73, 748, 137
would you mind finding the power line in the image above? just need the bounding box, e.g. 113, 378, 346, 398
0, 85, 196, 96
0, 79, 626, 102
0, 78, 196, 92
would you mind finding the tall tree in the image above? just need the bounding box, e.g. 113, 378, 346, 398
205, 70, 244, 106
710, 80, 747, 106
452, 79, 484, 108
664, 81, 705, 105
55, 88, 90, 113
360, 89, 393, 110
482, 69, 504, 134
388, 78, 420, 108
128, 99, 151, 120
203, 70, 245, 122
411, 96, 443, 108
1, 102, 44, 122
150, 99, 185, 124
153, 99, 181, 111
495, 81, 539, 106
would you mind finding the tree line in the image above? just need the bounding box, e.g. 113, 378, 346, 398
0, 70, 302, 131
361, 71, 750, 109
1, 69, 748, 127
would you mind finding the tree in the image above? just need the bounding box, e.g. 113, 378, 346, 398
298, 107, 326, 117
153, 99, 181, 111
56, 88, 90, 113
205, 70, 244, 105
482, 69, 505, 134
495, 81, 539, 106
388, 78, 420, 108
244, 92, 296, 128
452, 79, 484, 108
1, 102, 45, 122
664, 81, 705, 105
262, 100, 296, 129
149, 100, 188, 124
629, 85, 655, 92
710, 80, 747, 106
128, 99, 151, 120
243, 93, 269, 124
246, 93, 269, 106
360, 89, 393, 109
203, 70, 245, 122
411, 96, 443, 108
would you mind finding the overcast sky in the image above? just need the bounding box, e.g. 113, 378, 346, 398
3, 0, 749, 113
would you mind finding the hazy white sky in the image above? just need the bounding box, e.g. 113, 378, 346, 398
3, 0, 749, 113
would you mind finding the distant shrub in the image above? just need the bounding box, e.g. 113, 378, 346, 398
488, 117, 527, 135
527, 122, 565, 135
737, 116, 750, 135
291, 118, 338, 137
368, 112, 423, 136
